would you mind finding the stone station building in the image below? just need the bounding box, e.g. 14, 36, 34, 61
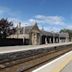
7, 22, 69, 45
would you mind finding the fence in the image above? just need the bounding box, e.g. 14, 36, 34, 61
0, 38, 29, 46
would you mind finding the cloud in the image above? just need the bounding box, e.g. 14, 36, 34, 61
9, 16, 72, 32
0, 6, 71, 32
0, 6, 22, 19
0, 10, 5, 14
28, 15, 66, 32
63, 24, 72, 29
8, 17, 31, 27
0, 6, 30, 27
0, 7, 9, 17
34, 15, 65, 25
29, 19, 35, 22
8, 18, 21, 27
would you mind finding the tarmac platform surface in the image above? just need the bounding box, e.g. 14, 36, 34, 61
0, 42, 72, 54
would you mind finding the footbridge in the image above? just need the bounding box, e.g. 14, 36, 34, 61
0, 42, 72, 72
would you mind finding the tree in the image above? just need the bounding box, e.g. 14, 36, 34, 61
60, 29, 72, 41
0, 18, 14, 38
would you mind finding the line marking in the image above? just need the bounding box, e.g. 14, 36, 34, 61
32, 51, 72, 72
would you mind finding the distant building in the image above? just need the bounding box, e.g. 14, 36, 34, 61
7, 22, 69, 45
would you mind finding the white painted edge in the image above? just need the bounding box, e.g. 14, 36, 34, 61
32, 51, 72, 72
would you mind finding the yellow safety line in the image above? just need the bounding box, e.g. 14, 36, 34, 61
32, 51, 72, 72
52, 54, 72, 72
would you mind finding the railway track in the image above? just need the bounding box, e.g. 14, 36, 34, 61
0, 45, 72, 72
24, 48, 72, 72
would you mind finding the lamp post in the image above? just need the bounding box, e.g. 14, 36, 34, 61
16, 24, 19, 38
23, 24, 27, 45
16, 22, 21, 39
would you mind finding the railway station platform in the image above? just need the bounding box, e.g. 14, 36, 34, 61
32, 50, 72, 72
0, 42, 72, 72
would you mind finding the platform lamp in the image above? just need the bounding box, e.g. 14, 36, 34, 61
23, 24, 27, 45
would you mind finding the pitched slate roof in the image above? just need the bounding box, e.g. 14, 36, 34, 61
21, 25, 59, 37
19, 22, 69, 38
20, 22, 40, 34
40, 30, 59, 37
59, 32, 69, 38
40, 30, 53, 36
21, 26, 33, 34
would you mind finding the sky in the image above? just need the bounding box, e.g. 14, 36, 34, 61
0, 0, 72, 32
